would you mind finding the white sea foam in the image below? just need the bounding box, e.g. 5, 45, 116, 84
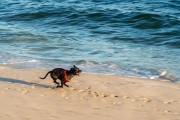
1, 60, 38, 65
150, 70, 178, 82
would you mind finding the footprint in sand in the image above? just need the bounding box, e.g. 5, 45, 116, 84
89, 91, 99, 97
142, 98, 151, 103
100, 93, 108, 98
139, 104, 144, 107
5, 87, 10, 90
31, 86, 36, 89
164, 101, 172, 104
110, 94, 119, 98
86, 86, 91, 90
17, 88, 22, 91
112, 102, 122, 105
123, 96, 130, 99
22, 90, 29, 94
131, 99, 137, 102
153, 109, 172, 113
164, 110, 171, 113
80, 97, 88, 100
78, 89, 86, 92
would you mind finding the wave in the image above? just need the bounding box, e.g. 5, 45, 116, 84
0, 26, 48, 44
0, 55, 179, 82
122, 12, 180, 29
73, 60, 179, 82
150, 69, 178, 82
7, 12, 57, 21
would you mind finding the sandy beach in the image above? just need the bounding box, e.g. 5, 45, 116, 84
0, 66, 180, 120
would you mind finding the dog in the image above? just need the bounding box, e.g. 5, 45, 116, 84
39, 65, 82, 88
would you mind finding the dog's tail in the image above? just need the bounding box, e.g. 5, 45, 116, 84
39, 71, 51, 79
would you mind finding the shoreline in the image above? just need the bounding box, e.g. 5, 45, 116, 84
0, 66, 180, 120
1, 64, 178, 83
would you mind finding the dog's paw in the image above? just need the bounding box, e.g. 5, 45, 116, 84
56, 85, 62, 88
65, 85, 69, 87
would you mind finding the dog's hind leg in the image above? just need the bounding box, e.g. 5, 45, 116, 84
60, 80, 64, 88
50, 74, 61, 88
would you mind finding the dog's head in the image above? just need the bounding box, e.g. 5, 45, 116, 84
69, 65, 82, 76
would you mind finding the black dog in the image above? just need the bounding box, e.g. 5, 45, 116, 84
39, 65, 82, 88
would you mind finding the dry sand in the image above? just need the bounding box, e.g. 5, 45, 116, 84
0, 66, 180, 120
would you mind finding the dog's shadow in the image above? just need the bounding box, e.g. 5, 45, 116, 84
0, 77, 50, 88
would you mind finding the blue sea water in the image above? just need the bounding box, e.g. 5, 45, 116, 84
0, 0, 179, 82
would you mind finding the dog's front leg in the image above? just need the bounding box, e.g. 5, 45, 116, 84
64, 82, 69, 87
61, 78, 69, 87
61, 79, 69, 87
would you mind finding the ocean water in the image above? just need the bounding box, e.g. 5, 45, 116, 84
0, 0, 179, 82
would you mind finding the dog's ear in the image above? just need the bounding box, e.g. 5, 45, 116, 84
73, 65, 77, 68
